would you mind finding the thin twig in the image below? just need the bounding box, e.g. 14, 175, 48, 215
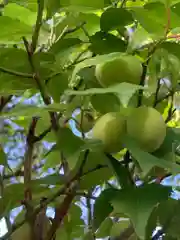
0, 66, 33, 78
60, 21, 86, 40
153, 78, 161, 107
137, 63, 148, 107
137, 40, 163, 107
3, 162, 44, 180
165, 95, 176, 123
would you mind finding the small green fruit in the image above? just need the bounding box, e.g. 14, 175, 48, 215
127, 106, 166, 152
95, 55, 142, 87
75, 113, 94, 133
92, 112, 126, 153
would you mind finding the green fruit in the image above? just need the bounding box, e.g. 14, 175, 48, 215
92, 112, 126, 153
95, 55, 142, 87
75, 113, 94, 133
127, 106, 166, 152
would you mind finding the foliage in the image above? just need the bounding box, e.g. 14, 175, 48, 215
0, 0, 180, 240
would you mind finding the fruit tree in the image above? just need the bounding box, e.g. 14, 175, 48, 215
1, 0, 180, 240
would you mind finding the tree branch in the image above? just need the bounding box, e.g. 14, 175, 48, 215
24, 117, 39, 203
6, 159, 105, 240
0, 95, 12, 112
46, 149, 90, 240
31, 0, 44, 52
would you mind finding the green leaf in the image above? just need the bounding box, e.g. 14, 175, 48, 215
47, 72, 69, 102
111, 184, 172, 239
0, 103, 67, 119
157, 199, 180, 239
91, 93, 121, 114
83, 231, 95, 240
89, 32, 126, 55
42, 149, 61, 171
0, 147, 8, 167
66, 82, 144, 107
127, 26, 151, 51
106, 154, 133, 189
45, 0, 61, 19
72, 150, 113, 190
67, 204, 85, 238
0, 74, 35, 91
0, 48, 30, 70
31, 173, 66, 186
124, 136, 180, 176
56, 127, 84, 159
100, 7, 134, 32
60, 0, 105, 9
110, 219, 130, 238
153, 127, 177, 160
0, 16, 32, 42
96, 217, 114, 238
4, 3, 37, 26
93, 188, 118, 229
49, 38, 82, 55
131, 5, 165, 36
144, 2, 180, 29
145, 206, 159, 240
160, 42, 180, 60
0, 183, 53, 216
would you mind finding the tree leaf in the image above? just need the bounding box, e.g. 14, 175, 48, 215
0, 146, 8, 167
0, 183, 54, 216
42, 149, 61, 171
111, 184, 172, 239
144, 2, 180, 29
45, 0, 61, 20
91, 93, 121, 114
153, 127, 177, 159
110, 219, 131, 238
124, 136, 180, 176
4, 3, 37, 26
60, 0, 105, 9
96, 217, 114, 238
66, 82, 144, 107
100, 7, 134, 32
56, 127, 84, 159
106, 153, 133, 189
89, 32, 126, 54
93, 188, 118, 229
157, 199, 180, 239
131, 5, 165, 36
49, 38, 82, 55
160, 42, 180, 60
47, 71, 69, 102
72, 150, 113, 189
0, 16, 32, 42
30, 173, 66, 186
